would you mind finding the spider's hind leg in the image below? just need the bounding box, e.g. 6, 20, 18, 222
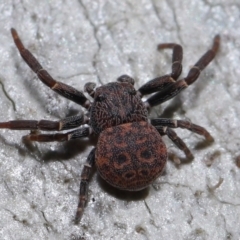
75, 148, 95, 223
152, 118, 214, 159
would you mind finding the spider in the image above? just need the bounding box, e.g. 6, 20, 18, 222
0, 29, 220, 223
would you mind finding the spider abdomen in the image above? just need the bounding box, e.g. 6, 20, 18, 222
95, 121, 167, 191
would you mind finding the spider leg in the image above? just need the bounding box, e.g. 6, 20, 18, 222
23, 126, 91, 142
151, 118, 213, 142
145, 35, 220, 108
75, 148, 95, 224
84, 82, 96, 98
138, 75, 175, 96
138, 43, 183, 96
155, 126, 193, 159
117, 75, 135, 85
0, 114, 88, 131
11, 28, 90, 109
158, 42, 183, 80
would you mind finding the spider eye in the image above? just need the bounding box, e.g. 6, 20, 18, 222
128, 89, 137, 95
95, 94, 106, 102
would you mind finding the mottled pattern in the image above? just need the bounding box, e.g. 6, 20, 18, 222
90, 82, 148, 133
96, 121, 167, 191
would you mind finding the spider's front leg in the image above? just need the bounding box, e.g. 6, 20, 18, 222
0, 114, 88, 131
155, 126, 193, 159
146, 35, 220, 107
138, 42, 183, 95
151, 118, 213, 142
158, 42, 183, 80
11, 28, 90, 109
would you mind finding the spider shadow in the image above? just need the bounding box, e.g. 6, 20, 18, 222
194, 138, 215, 151
97, 175, 149, 201
158, 95, 184, 119
23, 134, 98, 163
167, 137, 215, 166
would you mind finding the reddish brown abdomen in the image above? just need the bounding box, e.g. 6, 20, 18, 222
95, 121, 167, 191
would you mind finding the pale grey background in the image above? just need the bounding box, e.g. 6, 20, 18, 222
0, 0, 240, 240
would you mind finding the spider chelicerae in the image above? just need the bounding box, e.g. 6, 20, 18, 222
0, 29, 220, 223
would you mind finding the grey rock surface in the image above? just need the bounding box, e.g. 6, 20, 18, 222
0, 0, 239, 239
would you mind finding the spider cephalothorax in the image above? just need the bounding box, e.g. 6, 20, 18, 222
0, 28, 220, 223
90, 81, 148, 133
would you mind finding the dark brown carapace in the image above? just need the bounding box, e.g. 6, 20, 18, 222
0, 28, 220, 223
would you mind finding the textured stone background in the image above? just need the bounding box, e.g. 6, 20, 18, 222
0, 1, 240, 239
